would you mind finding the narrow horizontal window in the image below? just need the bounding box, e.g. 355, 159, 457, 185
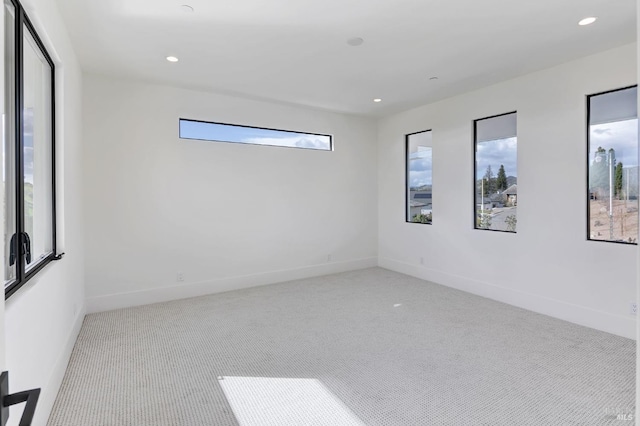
406, 130, 432, 224
474, 112, 517, 232
179, 119, 332, 151
587, 86, 638, 244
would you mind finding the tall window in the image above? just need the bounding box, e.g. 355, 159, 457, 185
406, 130, 432, 224
4, 0, 57, 298
587, 86, 638, 244
474, 112, 517, 232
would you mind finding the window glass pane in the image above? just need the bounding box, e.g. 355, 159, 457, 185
23, 25, 53, 268
406, 130, 432, 224
474, 112, 517, 232
3, 0, 15, 285
179, 119, 332, 151
4, 2, 56, 298
588, 87, 638, 244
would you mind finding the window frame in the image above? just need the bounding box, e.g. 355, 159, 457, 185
405, 129, 433, 225
473, 111, 518, 233
4, 0, 59, 299
585, 85, 638, 246
178, 118, 333, 151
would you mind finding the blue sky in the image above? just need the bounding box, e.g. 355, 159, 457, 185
408, 131, 432, 188
408, 147, 432, 187
475, 137, 517, 180
590, 118, 638, 168
410, 136, 517, 188
180, 120, 331, 150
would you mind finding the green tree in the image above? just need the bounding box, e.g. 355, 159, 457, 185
496, 164, 507, 191
412, 213, 432, 224
483, 165, 495, 196
615, 162, 624, 198
589, 146, 610, 194
476, 211, 491, 229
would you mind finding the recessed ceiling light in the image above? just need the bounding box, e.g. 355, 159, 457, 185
578, 17, 597, 26
373, 98, 382, 103
180, 4, 194, 13
347, 37, 364, 47
166, 56, 179, 62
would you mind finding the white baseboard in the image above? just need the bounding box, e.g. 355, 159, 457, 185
38, 306, 85, 426
378, 257, 636, 340
87, 257, 378, 314
85, 256, 634, 338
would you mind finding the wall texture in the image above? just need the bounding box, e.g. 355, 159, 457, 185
82, 75, 378, 312
378, 43, 637, 339
4, 0, 85, 424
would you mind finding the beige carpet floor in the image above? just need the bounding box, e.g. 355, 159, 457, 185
48, 268, 635, 425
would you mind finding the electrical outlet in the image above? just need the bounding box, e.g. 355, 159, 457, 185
177, 272, 184, 282
420, 257, 424, 265
630, 302, 637, 315
327, 254, 332, 262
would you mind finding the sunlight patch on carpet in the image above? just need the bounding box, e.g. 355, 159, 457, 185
218, 376, 365, 426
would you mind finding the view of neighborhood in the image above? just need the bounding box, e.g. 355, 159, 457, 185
475, 162, 517, 232
475, 132, 518, 232
406, 127, 519, 230
475, 113, 518, 232
588, 86, 638, 244
406, 103, 639, 241
588, 120, 638, 244
406, 131, 432, 224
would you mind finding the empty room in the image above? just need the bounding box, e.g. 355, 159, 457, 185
0, 0, 638, 425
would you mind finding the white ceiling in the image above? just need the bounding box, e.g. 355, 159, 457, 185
55, 0, 636, 117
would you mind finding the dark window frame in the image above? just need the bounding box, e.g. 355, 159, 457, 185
473, 111, 517, 233
4, 0, 60, 299
178, 118, 333, 151
405, 129, 433, 225
586, 85, 638, 246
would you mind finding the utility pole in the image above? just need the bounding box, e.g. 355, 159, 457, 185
481, 179, 484, 214
608, 149, 615, 240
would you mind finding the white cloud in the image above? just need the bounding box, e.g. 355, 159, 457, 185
244, 135, 331, 150
590, 119, 637, 168
476, 137, 517, 179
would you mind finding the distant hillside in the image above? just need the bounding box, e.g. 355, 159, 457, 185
411, 185, 432, 191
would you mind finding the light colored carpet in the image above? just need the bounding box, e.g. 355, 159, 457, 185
48, 268, 635, 425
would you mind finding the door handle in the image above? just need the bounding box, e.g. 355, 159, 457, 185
1, 372, 40, 426
21, 233, 31, 265
8, 234, 16, 266
8, 232, 31, 266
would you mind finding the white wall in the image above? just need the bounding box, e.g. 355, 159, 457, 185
636, 0, 639, 412
3, 0, 85, 425
83, 75, 378, 312
378, 43, 637, 339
